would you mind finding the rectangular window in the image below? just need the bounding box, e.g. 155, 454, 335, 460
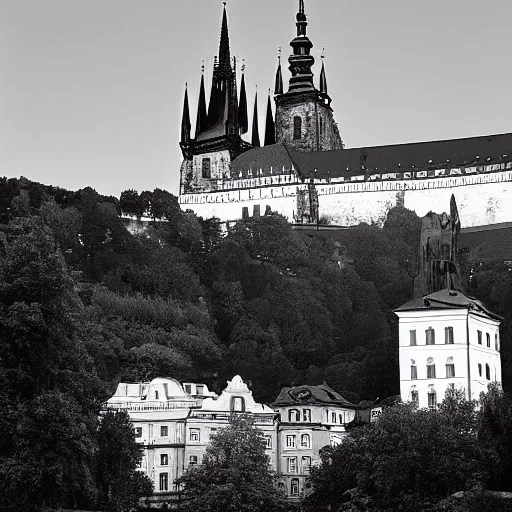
411, 390, 419, 406
486, 333, 491, 348
134, 427, 142, 438
201, 158, 211, 179
288, 457, 298, 474
426, 328, 435, 345
478, 330, 482, 345
411, 365, 417, 380
428, 392, 437, 409
427, 364, 436, 379
495, 333, 499, 351
189, 455, 198, 465
410, 329, 417, 346
189, 429, 200, 442
293, 116, 302, 140
184, 384, 192, 394
196, 385, 204, 395
446, 364, 455, 378
291, 478, 300, 496
478, 363, 482, 377
445, 326, 454, 344
331, 412, 336, 423
264, 435, 272, 449
302, 456, 312, 473
159, 473, 168, 491
303, 409, 311, 422
288, 409, 300, 422
160, 426, 168, 437
160, 454, 168, 466
286, 435, 296, 448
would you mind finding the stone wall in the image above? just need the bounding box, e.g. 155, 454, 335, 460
179, 167, 512, 228
275, 97, 342, 152
180, 150, 232, 193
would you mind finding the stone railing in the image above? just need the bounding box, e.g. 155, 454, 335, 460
106, 399, 201, 411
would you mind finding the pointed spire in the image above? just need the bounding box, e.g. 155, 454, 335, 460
181, 83, 191, 143
238, 61, 248, 135
251, 89, 260, 147
195, 63, 208, 138
219, 2, 231, 66
319, 53, 327, 94
274, 49, 284, 95
264, 90, 276, 146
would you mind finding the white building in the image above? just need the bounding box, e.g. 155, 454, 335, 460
395, 289, 502, 408
106, 377, 216, 507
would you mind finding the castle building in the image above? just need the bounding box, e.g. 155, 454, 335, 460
178, 1, 512, 229
395, 290, 502, 408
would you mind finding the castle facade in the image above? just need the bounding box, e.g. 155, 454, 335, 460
178, 2, 512, 228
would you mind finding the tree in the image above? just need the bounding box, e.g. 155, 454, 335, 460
96, 409, 153, 512
177, 414, 287, 512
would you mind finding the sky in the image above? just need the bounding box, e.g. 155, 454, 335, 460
2, 0, 512, 198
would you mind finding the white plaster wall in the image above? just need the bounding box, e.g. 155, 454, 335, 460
398, 309, 469, 409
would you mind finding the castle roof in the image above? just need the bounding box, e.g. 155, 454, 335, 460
395, 289, 503, 321
230, 132, 512, 178
272, 383, 356, 409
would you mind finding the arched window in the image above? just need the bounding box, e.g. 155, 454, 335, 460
202, 157, 211, 178
427, 357, 436, 378
301, 434, 310, 448
291, 478, 300, 496
293, 116, 302, 140
288, 409, 300, 422
445, 326, 454, 344
426, 327, 435, 345
411, 359, 417, 380
486, 333, 491, 348
446, 356, 455, 377
485, 364, 491, 380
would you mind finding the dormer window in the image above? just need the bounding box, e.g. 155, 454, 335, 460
230, 396, 245, 412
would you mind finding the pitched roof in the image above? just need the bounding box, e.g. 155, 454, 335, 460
230, 142, 294, 176
272, 383, 356, 409
395, 289, 502, 321
460, 223, 512, 262
230, 132, 512, 179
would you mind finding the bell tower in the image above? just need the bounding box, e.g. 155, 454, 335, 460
274, 0, 343, 152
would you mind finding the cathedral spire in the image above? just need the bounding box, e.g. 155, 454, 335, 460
274, 50, 284, 95
251, 89, 260, 147
238, 62, 248, 135
195, 63, 208, 138
264, 90, 276, 146
181, 83, 191, 143
218, 2, 231, 66
287, 0, 315, 92
319, 54, 328, 94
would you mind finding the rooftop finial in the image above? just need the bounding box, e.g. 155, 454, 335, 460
201, 59, 205, 74
241, 58, 245, 72
321, 47, 325, 59
299, 0, 305, 14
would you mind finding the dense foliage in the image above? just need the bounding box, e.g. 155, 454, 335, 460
177, 414, 288, 512
305, 387, 512, 512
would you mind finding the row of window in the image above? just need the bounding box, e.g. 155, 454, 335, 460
285, 434, 311, 449
410, 389, 437, 409
288, 409, 311, 422
409, 328, 499, 349
286, 456, 311, 474
410, 357, 455, 379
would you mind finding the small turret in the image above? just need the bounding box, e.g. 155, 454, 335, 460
275, 51, 284, 95
264, 91, 276, 146
195, 63, 208, 138
319, 55, 328, 95
252, 89, 260, 147
238, 63, 248, 135
181, 83, 191, 143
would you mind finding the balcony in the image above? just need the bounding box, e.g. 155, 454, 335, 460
106, 399, 201, 412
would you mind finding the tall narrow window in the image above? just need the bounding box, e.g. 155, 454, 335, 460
159, 473, 168, 491
202, 157, 211, 179
427, 390, 437, 409
486, 364, 491, 380
160, 426, 168, 437
288, 457, 298, 473
302, 456, 312, 473
160, 454, 168, 466
155, 390, 159, 400
426, 327, 435, 345
486, 333, 491, 348
291, 478, 300, 496
446, 357, 455, 378
286, 435, 296, 448
410, 330, 417, 346
293, 116, 302, 140
264, 435, 272, 449
301, 434, 310, 448
495, 333, 499, 351
319, 117, 323, 136
303, 409, 311, 422
445, 326, 454, 344
331, 412, 336, 423
478, 363, 482, 377
477, 330, 482, 345
427, 357, 436, 378
288, 409, 300, 422
411, 359, 417, 380
230, 397, 245, 412
411, 389, 419, 406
